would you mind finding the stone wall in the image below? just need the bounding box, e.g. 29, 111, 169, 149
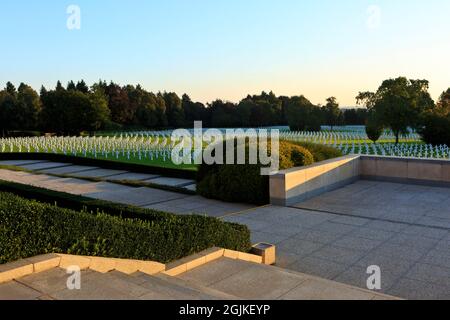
270, 155, 450, 206
270, 155, 360, 206
360, 155, 450, 187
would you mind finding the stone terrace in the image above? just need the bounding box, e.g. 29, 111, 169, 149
1, 160, 449, 299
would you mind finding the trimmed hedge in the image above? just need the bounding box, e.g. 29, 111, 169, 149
197, 140, 315, 205
290, 141, 342, 162
0, 191, 251, 264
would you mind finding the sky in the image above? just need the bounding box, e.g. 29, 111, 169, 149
0, 0, 449, 106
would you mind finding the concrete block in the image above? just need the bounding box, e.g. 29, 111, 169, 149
163, 263, 187, 276
407, 161, 442, 181
0, 260, 34, 283
251, 243, 276, 265
223, 249, 240, 260
269, 175, 286, 200
200, 247, 225, 263
88, 257, 117, 273
376, 159, 407, 178
57, 254, 91, 270
237, 252, 263, 264
25, 253, 61, 273
113, 259, 142, 275
139, 262, 165, 275
443, 163, 450, 182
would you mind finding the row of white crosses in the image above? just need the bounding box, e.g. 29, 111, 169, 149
335, 142, 450, 159
0, 126, 448, 161
0, 136, 174, 163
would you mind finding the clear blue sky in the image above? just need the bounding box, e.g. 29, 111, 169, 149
1, 0, 449, 106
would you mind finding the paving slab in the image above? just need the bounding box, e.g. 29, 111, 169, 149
20, 162, 73, 171
288, 257, 348, 279
50, 271, 136, 300
204, 260, 308, 299
93, 186, 189, 207
18, 267, 83, 295
144, 177, 195, 187
39, 165, 99, 175
105, 172, 161, 181
278, 278, 377, 300
0, 281, 43, 300
387, 277, 450, 300
69, 168, 128, 178
333, 265, 400, 293
0, 160, 48, 166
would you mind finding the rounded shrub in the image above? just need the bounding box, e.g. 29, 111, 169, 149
197, 139, 315, 205
365, 117, 383, 143
291, 141, 342, 162
278, 141, 314, 169
419, 113, 450, 146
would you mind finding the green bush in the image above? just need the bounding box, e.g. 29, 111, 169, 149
0, 191, 251, 264
197, 140, 315, 205
419, 113, 450, 146
291, 141, 342, 162
365, 123, 383, 143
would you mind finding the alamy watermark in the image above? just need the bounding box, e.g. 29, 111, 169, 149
66, 265, 81, 290
366, 265, 381, 290
366, 5, 381, 30
171, 121, 280, 175
67, 5, 81, 30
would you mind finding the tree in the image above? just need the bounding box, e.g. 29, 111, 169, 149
182, 94, 207, 127
135, 91, 166, 128
87, 87, 111, 132
419, 113, 450, 146
365, 112, 383, 143
67, 81, 76, 91
286, 95, 322, 131
356, 77, 434, 143
417, 87, 450, 146
163, 92, 185, 127
208, 99, 238, 128
15, 83, 41, 130
76, 80, 89, 94
237, 92, 283, 127
322, 97, 341, 130
0, 86, 16, 136
435, 88, 450, 116
104, 82, 133, 125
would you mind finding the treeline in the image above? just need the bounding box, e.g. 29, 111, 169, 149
0, 80, 367, 136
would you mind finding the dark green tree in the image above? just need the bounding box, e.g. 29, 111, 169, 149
286, 95, 322, 131
356, 77, 434, 143
76, 80, 89, 94
322, 97, 341, 130
162, 92, 185, 127
15, 83, 41, 130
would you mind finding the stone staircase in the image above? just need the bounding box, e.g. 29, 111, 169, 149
0, 255, 397, 300
4, 267, 237, 300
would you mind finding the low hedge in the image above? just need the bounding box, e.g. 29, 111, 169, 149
197, 140, 315, 205
290, 141, 342, 162
0, 191, 251, 264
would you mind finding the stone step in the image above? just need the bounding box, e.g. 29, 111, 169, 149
176, 257, 391, 300
133, 272, 230, 300
153, 273, 239, 300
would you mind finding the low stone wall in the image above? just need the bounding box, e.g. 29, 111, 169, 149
270, 155, 450, 206
360, 155, 450, 187
270, 155, 360, 206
